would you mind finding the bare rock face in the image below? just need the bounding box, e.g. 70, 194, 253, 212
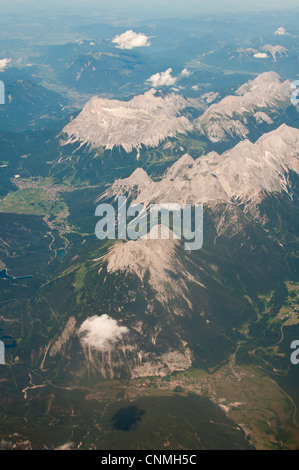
62, 72, 293, 157
106, 124, 299, 214
62, 89, 196, 156
81, 124, 299, 380
105, 226, 196, 308
195, 72, 292, 143
54, 75, 298, 381
261, 44, 288, 62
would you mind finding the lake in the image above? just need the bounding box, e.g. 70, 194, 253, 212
0, 269, 32, 280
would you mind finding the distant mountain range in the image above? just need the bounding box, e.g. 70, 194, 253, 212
0, 80, 69, 131
61, 72, 296, 158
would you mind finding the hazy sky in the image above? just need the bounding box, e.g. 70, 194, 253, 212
2, 0, 299, 17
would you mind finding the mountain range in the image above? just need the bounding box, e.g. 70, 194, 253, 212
0, 27, 299, 448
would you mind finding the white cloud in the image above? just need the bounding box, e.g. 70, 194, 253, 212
147, 68, 177, 87
180, 68, 192, 77
0, 58, 11, 72
253, 52, 269, 59
274, 27, 289, 36
78, 314, 129, 351
146, 68, 192, 88
112, 30, 151, 50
